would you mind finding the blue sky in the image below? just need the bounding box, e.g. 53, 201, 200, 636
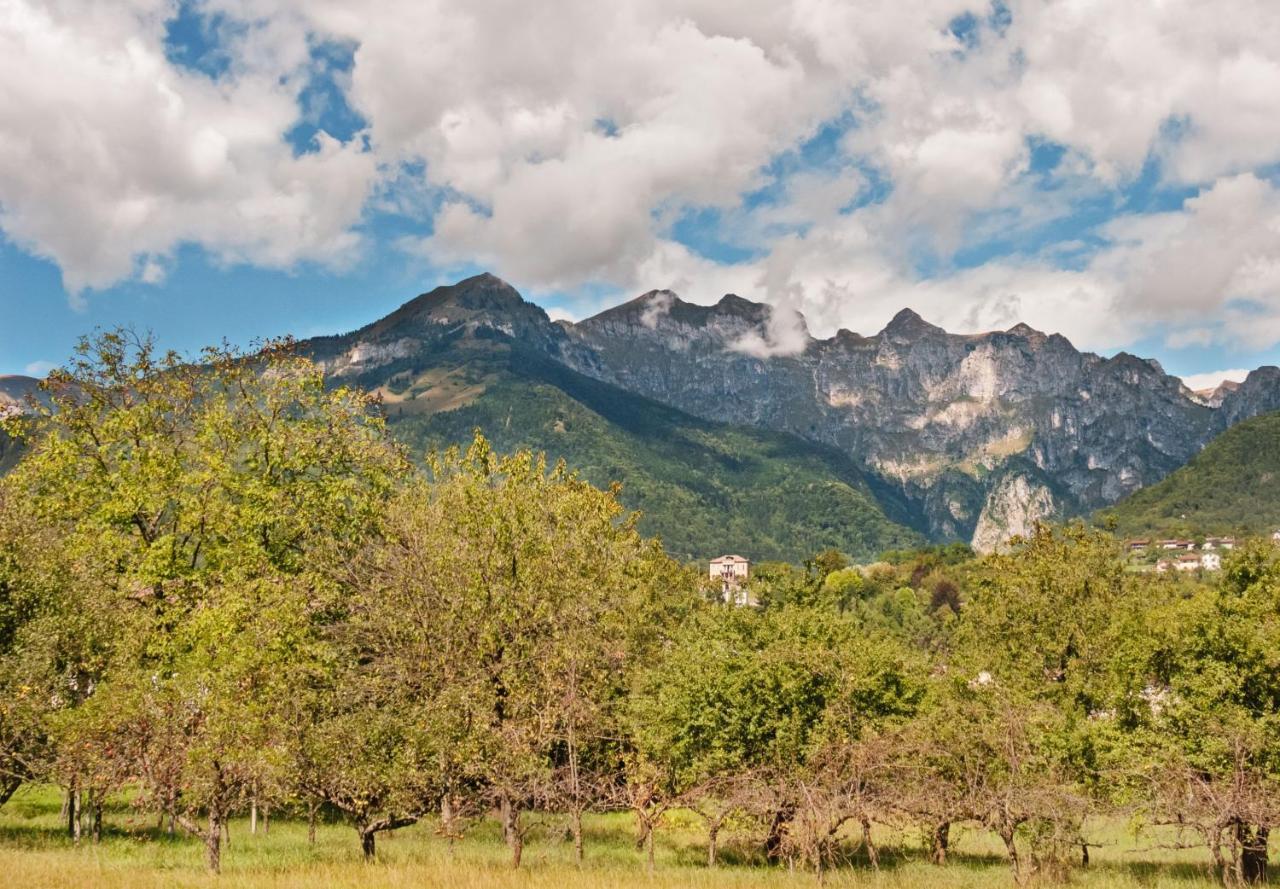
4, 1, 1280, 389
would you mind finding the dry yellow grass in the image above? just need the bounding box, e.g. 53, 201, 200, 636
0, 786, 1227, 888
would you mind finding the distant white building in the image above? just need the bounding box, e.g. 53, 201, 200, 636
710, 555, 752, 606
1157, 553, 1220, 573
1174, 555, 1202, 572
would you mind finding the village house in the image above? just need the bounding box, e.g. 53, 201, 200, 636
1174, 554, 1202, 572
1158, 539, 1196, 551
1202, 537, 1237, 550
1125, 539, 1150, 553
1156, 552, 1221, 573
709, 555, 752, 606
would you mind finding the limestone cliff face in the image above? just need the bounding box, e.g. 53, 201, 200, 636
562, 291, 1254, 547
971, 474, 1058, 554
294, 274, 1280, 552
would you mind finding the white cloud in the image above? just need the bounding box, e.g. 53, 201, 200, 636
22, 360, 55, 377
1179, 368, 1251, 392
544, 305, 580, 324
639, 291, 674, 330
0, 0, 377, 295
4, 0, 1280, 359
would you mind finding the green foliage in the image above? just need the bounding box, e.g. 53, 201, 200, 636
628, 604, 923, 795
8, 330, 1280, 885
0, 331, 408, 869
307, 432, 691, 860
1104, 410, 1280, 537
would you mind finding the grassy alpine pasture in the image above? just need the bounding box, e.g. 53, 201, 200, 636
0, 786, 1223, 888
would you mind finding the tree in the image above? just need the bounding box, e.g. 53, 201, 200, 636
326, 434, 686, 866
1109, 541, 1280, 885
0, 484, 64, 810
628, 604, 921, 872
1, 331, 407, 871
900, 524, 1133, 882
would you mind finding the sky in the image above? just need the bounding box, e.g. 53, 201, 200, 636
3, 1, 1280, 390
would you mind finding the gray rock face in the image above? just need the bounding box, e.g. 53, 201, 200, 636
0, 375, 40, 414
971, 474, 1058, 555
297, 274, 1280, 550
560, 290, 1279, 546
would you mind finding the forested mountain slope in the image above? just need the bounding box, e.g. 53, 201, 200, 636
1103, 410, 1280, 538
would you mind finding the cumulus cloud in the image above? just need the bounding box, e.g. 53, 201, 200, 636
1180, 368, 1251, 392
5, 0, 1280, 358
728, 304, 812, 358
0, 0, 376, 293
639, 291, 675, 330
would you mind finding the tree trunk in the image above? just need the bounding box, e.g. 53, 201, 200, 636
646, 823, 656, 875
205, 808, 223, 874
765, 807, 792, 860
360, 827, 376, 860
931, 821, 950, 865
1210, 831, 1229, 887
500, 796, 523, 868
999, 826, 1022, 885
0, 777, 20, 810
862, 818, 879, 870
571, 808, 584, 866
87, 788, 102, 844
72, 790, 83, 844
308, 801, 318, 846
441, 794, 454, 843
250, 791, 258, 835
707, 821, 720, 868
66, 782, 79, 841
1239, 823, 1269, 885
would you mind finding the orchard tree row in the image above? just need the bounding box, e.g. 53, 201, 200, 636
1, 332, 1278, 886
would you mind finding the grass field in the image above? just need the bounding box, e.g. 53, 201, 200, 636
0, 786, 1228, 888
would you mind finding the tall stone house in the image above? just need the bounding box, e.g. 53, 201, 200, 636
709, 554, 752, 606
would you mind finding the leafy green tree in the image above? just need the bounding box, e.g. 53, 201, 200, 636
628, 604, 921, 871
325, 434, 686, 866
903, 524, 1134, 882
1107, 541, 1280, 884
2, 331, 407, 871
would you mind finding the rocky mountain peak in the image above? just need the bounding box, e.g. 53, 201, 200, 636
279, 274, 1280, 553
0, 375, 41, 413
1218, 366, 1280, 425
713, 293, 771, 322
353, 271, 550, 344
879, 308, 945, 341
402, 271, 527, 318
1006, 322, 1039, 336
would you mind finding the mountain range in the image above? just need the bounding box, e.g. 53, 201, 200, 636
5, 274, 1280, 559
305, 273, 1280, 555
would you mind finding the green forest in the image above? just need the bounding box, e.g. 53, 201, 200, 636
2, 334, 1279, 887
